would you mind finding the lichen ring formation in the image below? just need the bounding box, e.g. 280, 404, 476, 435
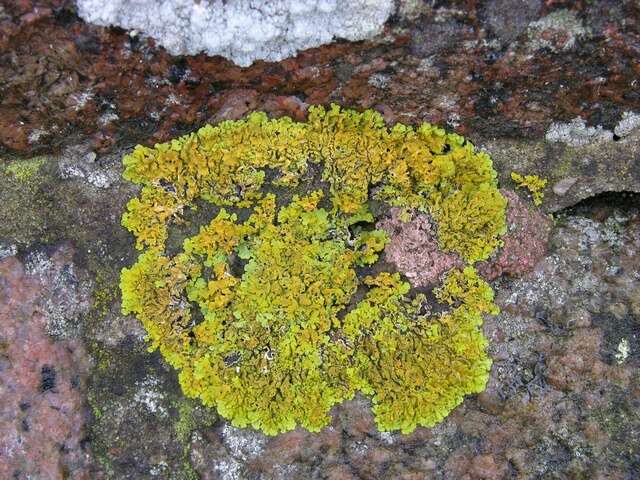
120, 104, 506, 435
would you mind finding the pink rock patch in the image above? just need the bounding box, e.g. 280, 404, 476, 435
377, 208, 463, 287
478, 189, 552, 280
0, 253, 91, 479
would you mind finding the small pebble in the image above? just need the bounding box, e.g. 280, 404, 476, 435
552, 177, 578, 196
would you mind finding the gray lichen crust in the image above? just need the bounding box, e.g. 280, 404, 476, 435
75, 0, 395, 67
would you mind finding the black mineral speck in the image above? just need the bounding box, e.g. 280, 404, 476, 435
40, 365, 57, 392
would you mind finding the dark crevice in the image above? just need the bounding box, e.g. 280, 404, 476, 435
559, 191, 640, 219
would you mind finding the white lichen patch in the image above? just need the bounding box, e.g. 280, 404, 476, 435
368, 73, 390, 89
43, 264, 89, 339
58, 147, 119, 189
378, 430, 396, 445
165, 93, 182, 106
212, 457, 243, 480
271, 464, 299, 480
614, 111, 640, 138
397, 0, 428, 21
527, 9, 590, 52
134, 376, 168, 417
21, 246, 92, 339
58, 161, 112, 189
220, 423, 266, 461
0, 243, 17, 261
601, 211, 629, 249
545, 117, 613, 147
28, 128, 49, 144
615, 338, 630, 365
68, 90, 94, 112
98, 111, 119, 127
351, 440, 370, 457
148, 461, 169, 476
447, 112, 461, 129
24, 250, 55, 276
76, 0, 395, 67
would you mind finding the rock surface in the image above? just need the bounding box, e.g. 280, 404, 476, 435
0, 246, 93, 479
477, 189, 552, 280
377, 208, 463, 287
0, 1, 639, 479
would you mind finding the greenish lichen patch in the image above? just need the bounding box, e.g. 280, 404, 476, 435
120, 104, 507, 435
511, 171, 548, 206
4, 156, 46, 182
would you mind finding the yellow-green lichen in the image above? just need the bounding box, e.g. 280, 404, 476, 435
4, 156, 46, 182
511, 171, 547, 206
120, 104, 506, 435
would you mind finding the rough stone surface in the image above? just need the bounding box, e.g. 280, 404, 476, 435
76, 0, 394, 67
0, 248, 93, 479
552, 176, 578, 197
483, 0, 542, 43
1, 1, 639, 162
486, 126, 640, 212
1, 1, 640, 478
477, 189, 552, 280
377, 207, 463, 287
